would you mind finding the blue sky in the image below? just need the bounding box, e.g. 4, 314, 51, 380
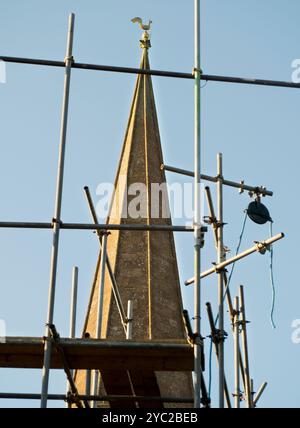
0, 0, 299, 408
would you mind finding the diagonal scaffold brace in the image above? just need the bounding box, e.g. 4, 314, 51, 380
83, 186, 129, 335
182, 310, 210, 408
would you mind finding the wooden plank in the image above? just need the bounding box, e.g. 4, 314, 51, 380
0, 337, 193, 371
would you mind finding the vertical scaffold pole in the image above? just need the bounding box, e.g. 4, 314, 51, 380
69, 266, 78, 339
84, 332, 91, 407
194, 0, 202, 409
126, 300, 133, 340
217, 153, 225, 408
40, 13, 75, 408
66, 266, 78, 407
240, 285, 252, 408
234, 296, 240, 409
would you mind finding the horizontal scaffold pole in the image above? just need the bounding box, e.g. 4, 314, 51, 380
185, 233, 284, 285
0, 392, 193, 403
0, 221, 196, 232
1, 55, 300, 89
161, 164, 273, 197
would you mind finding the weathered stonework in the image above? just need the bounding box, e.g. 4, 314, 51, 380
75, 45, 194, 407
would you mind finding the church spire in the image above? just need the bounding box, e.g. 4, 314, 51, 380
75, 22, 193, 407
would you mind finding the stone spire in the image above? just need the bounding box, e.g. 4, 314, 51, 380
75, 22, 193, 407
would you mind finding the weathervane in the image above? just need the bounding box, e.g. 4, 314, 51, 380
131, 17, 152, 49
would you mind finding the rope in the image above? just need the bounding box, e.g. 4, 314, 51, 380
269, 221, 276, 329
208, 209, 248, 398
223, 210, 248, 307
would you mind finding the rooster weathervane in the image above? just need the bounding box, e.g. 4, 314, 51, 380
131, 17, 152, 49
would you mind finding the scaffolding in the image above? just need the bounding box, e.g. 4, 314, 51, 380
0, 2, 289, 408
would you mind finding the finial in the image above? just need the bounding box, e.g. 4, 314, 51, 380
131, 17, 152, 49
